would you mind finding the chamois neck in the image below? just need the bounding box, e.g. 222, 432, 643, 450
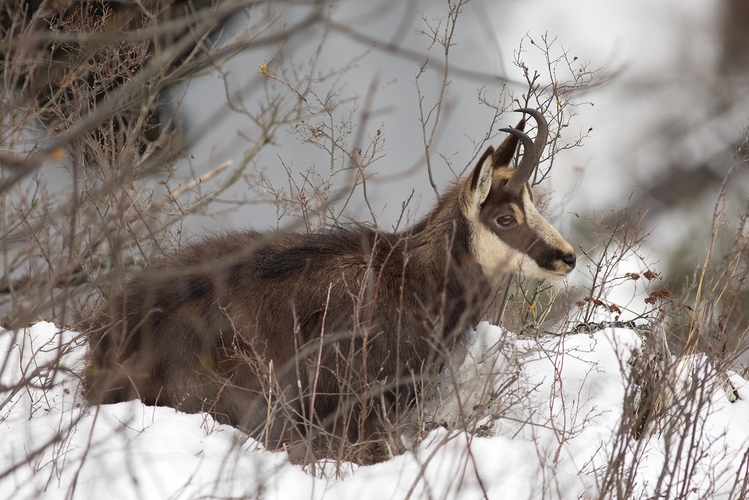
405, 185, 472, 268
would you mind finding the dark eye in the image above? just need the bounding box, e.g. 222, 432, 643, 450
496, 215, 515, 227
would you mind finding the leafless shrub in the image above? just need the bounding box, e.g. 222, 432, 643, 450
580, 128, 749, 500
0, 0, 376, 490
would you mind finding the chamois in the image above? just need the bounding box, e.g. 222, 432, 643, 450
85, 108, 576, 462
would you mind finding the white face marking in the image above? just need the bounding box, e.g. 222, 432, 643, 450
470, 221, 564, 285
467, 188, 575, 284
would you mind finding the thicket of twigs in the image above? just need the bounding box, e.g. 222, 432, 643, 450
1, 0, 748, 497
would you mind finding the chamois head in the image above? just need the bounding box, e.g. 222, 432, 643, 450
461, 108, 576, 283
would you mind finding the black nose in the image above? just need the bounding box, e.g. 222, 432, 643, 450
562, 253, 576, 269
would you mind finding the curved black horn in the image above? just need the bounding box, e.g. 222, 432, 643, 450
502, 108, 548, 195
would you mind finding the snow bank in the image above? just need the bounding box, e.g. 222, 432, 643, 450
1, 322, 748, 499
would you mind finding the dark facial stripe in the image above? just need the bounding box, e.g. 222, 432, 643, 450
478, 182, 564, 273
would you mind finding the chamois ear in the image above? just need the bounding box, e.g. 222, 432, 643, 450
464, 117, 527, 210
492, 117, 525, 169
466, 146, 495, 209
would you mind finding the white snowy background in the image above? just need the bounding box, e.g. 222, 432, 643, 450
2, 322, 749, 499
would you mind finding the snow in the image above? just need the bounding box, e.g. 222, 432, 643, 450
2, 321, 749, 499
